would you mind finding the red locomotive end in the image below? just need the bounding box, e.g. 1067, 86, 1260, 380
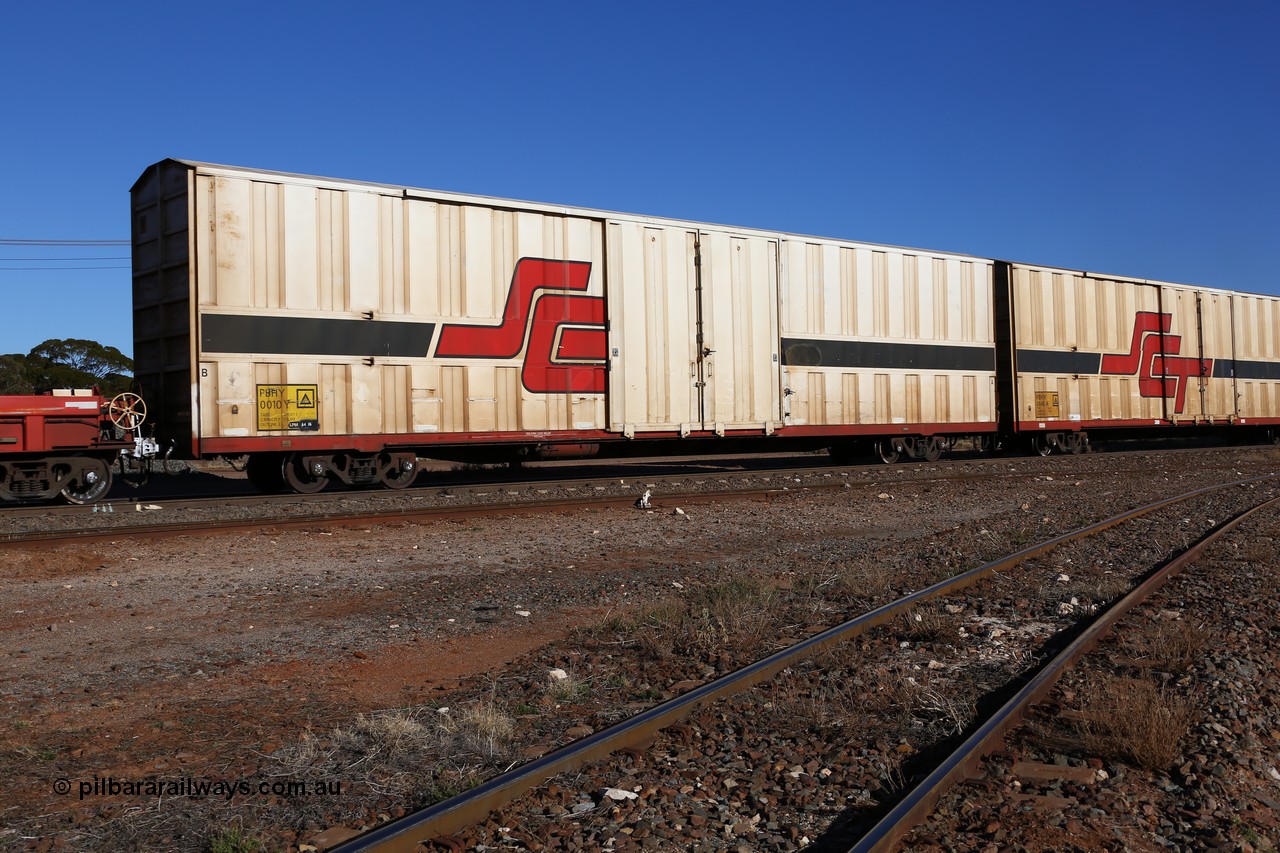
0, 390, 154, 503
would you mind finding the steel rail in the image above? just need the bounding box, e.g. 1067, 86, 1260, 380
1, 452, 1267, 546
0, 488, 782, 547
0, 441, 1259, 521
848, 489, 1280, 852
0, 452, 838, 515
330, 473, 1278, 853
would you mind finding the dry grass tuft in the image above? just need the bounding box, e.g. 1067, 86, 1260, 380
268, 700, 514, 807
1092, 572, 1136, 603
833, 562, 897, 603
1145, 619, 1210, 674
1078, 676, 1196, 772
544, 669, 591, 704
631, 599, 687, 661
438, 701, 517, 760
899, 604, 952, 643
767, 664, 868, 729
628, 577, 783, 661
1233, 538, 1277, 567
868, 666, 972, 737
208, 824, 263, 853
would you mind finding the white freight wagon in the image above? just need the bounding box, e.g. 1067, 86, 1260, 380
130, 159, 1000, 490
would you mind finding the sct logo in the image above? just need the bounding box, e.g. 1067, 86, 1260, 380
1100, 311, 1210, 414
435, 258, 606, 394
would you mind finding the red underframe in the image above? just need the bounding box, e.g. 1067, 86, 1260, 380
199, 415, 1280, 457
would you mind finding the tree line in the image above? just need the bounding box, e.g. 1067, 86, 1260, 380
0, 339, 133, 397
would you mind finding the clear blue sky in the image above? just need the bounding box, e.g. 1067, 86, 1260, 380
2, 1, 1276, 361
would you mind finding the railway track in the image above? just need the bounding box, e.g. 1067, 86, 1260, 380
8, 449, 1279, 852
326, 474, 1278, 852
1, 445, 1273, 546
0, 441, 1250, 515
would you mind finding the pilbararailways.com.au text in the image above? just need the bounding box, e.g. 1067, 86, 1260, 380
54, 775, 344, 801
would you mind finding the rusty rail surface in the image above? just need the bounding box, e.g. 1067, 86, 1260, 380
849, 490, 1280, 852
331, 474, 1278, 853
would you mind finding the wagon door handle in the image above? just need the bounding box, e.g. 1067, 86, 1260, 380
702, 347, 716, 357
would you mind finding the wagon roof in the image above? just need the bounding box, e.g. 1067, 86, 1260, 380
137, 158, 988, 263
135, 159, 1265, 299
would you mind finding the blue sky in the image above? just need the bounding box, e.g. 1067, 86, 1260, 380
1, 1, 1276, 361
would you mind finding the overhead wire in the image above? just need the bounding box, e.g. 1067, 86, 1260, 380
0, 238, 131, 271
0, 239, 129, 246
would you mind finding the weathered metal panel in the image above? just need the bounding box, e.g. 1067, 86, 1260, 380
1228, 291, 1280, 421
1010, 268, 1249, 426
176, 163, 608, 444
780, 240, 995, 428
697, 230, 782, 430
131, 161, 196, 453
603, 223, 782, 434
1011, 267, 1165, 424
604, 222, 700, 433
1164, 285, 1236, 420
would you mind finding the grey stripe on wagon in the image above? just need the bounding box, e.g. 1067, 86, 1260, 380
201, 314, 436, 358
781, 338, 995, 372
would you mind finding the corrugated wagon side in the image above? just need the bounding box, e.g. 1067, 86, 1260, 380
777, 238, 997, 462
133, 159, 618, 491
131, 159, 1007, 492
137, 159, 1280, 493
997, 260, 1280, 452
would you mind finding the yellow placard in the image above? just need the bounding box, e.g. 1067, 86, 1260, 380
256, 384, 319, 431
1034, 391, 1061, 419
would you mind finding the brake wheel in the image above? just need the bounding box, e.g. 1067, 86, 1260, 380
108, 393, 147, 431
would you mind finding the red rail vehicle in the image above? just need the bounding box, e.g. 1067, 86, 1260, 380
0, 390, 160, 503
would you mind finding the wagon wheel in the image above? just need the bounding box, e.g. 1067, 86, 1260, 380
1029, 434, 1053, 457
922, 437, 944, 463
107, 393, 147, 431
1064, 432, 1089, 455
283, 453, 329, 494
60, 458, 113, 504
875, 438, 900, 465
378, 454, 418, 490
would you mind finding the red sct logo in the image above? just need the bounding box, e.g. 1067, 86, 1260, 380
1100, 312, 1210, 413
434, 258, 606, 394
